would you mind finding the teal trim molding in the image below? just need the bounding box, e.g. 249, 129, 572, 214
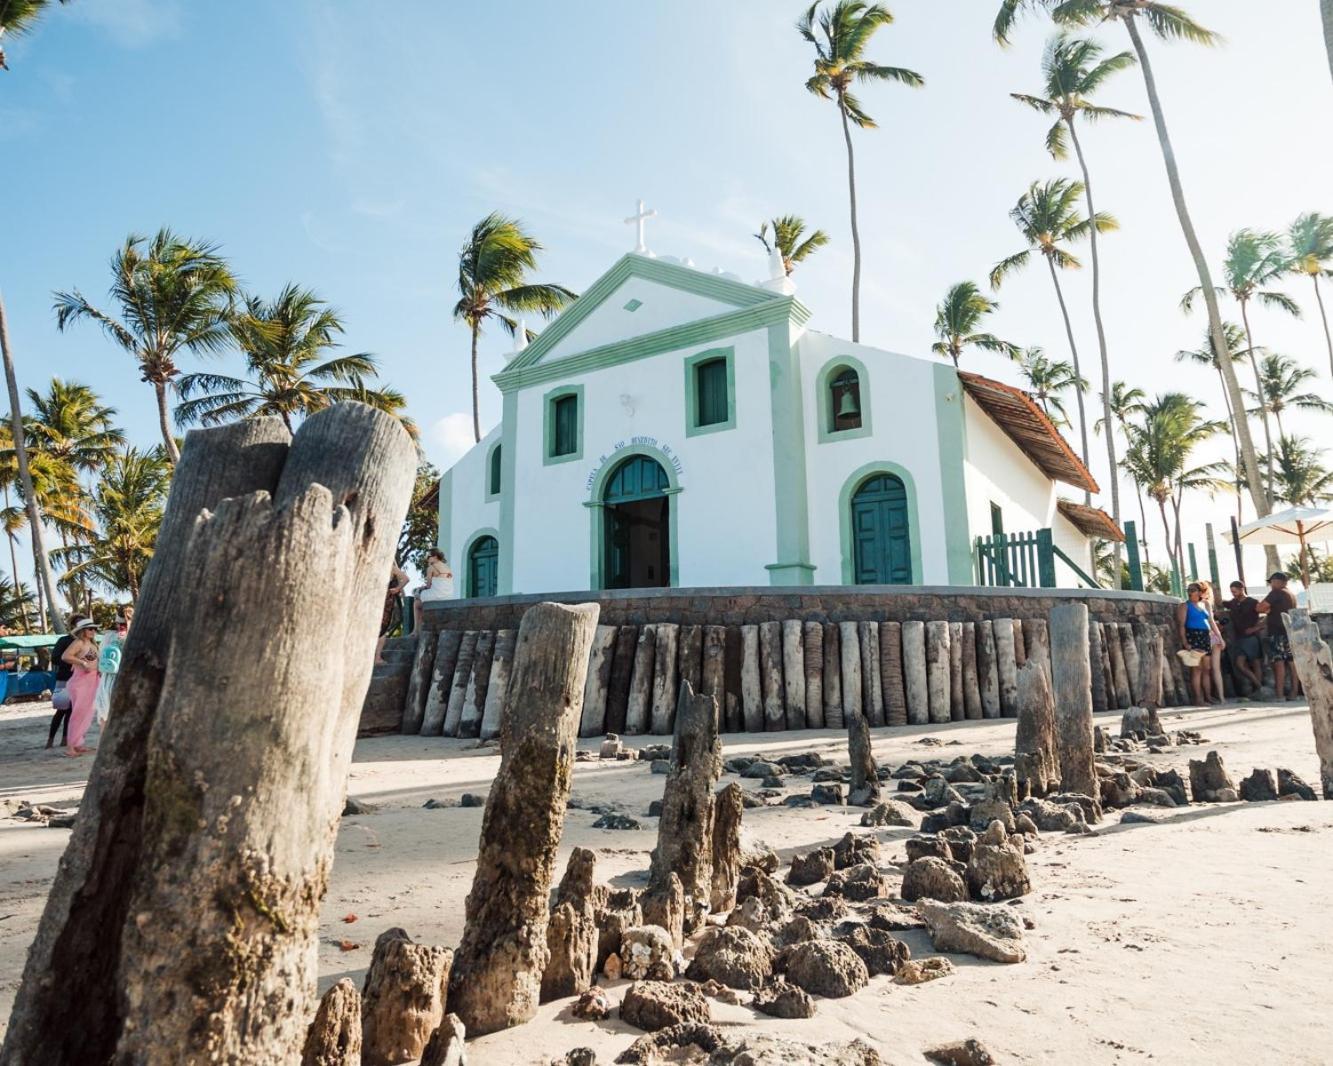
838, 461, 924, 585
437, 467, 453, 563
683, 346, 737, 438
584, 445, 682, 590
484, 440, 502, 501
461, 526, 501, 598
815, 354, 874, 444
932, 363, 974, 584
497, 389, 518, 594
505, 253, 785, 377
765, 322, 815, 585
542, 383, 585, 466
495, 296, 811, 393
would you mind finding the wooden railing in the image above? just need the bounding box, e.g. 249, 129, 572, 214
975, 528, 1100, 590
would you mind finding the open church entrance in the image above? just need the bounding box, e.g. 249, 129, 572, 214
603, 455, 670, 589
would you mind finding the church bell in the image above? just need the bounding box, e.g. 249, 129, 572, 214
836, 390, 860, 418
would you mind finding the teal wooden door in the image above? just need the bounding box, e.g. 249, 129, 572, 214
851, 474, 912, 584
603, 456, 670, 589
468, 535, 499, 597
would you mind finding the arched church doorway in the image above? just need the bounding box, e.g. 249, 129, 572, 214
467, 534, 499, 598
850, 473, 912, 584
603, 455, 670, 589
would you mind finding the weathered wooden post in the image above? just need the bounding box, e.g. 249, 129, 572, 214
925, 620, 952, 724
650, 622, 680, 735
540, 850, 602, 1004
1048, 604, 1100, 816
847, 707, 881, 807
701, 625, 727, 724
625, 625, 657, 735
901, 620, 929, 726
420, 630, 463, 736
948, 621, 965, 722
647, 681, 722, 929
480, 629, 516, 741
1284, 610, 1333, 798
605, 625, 639, 735
740, 624, 763, 732
822, 622, 844, 729
710, 783, 744, 912
442, 631, 478, 737
449, 602, 599, 1036
758, 620, 785, 731
678, 624, 703, 699
402, 630, 440, 735
961, 621, 983, 721
1105, 622, 1132, 710
838, 621, 863, 725
302, 979, 362, 1066
458, 629, 496, 739
3, 407, 415, 1066
361, 928, 452, 1066
723, 626, 744, 732
782, 619, 806, 730
994, 618, 1019, 718
880, 621, 908, 727
577, 625, 618, 738
857, 621, 884, 727
1014, 660, 1059, 798
802, 621, 824, 729
1119, 624, 1142, 707
977, 620, 1001, 719
1087, 620, 1108, 715
1023, 617, 1050, 682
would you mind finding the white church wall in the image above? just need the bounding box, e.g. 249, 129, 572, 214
507, 325, 780, 593
1051, 511, 1095, 587
444, 428, 501, 586
797, 333, 954, 585
539, 277, 737, 361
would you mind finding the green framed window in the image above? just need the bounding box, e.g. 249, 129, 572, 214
485, 443, 502, 500
683, 346, 736, 437
542, 384, 584, 465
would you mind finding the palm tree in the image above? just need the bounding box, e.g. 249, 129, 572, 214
1323, 0, 1333, 85
0, 0, 68, 71
1012, 347, 1085, 427
55, 447, 170, 599
53, 228, 238, 464
0, 295, 62, 630
1245, 353, 1332, 441
798, 0, 923, 342
1095, 381, 1151, 563
1183, 228, 1300, 502
24, 379, 123, 479
1270, 435, 1333, 507
454, 214, 575, 443
1286, 212, 1333, 376
754, 216, 831, 276
930, 282, 1016, 367
990, 178, 1114, 500
1011, 33, 1139, 579
175, 284, 407, 433
1174, 322, 1250, 525
994, 0, 1278, 564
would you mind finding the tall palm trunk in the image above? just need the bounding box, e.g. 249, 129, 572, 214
1214, 367, 1244, 527
1123, 16, 1278, 574
1323, 0, 1333, 84
4, 488, 28, 633
1067, 118, 1122, 582
469, 321, 482, 443
1237, 301, 1277, 500
1043, 257, 1092, 504
0, 292, 64, 633
837, 95, 863, 342
152, 379, 180, 465
1311, 274, 1333, 378
1133, 480, 1151, 567
1155, 495, 1174, 578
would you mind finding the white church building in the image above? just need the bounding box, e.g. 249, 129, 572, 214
436, 246, 1119, 599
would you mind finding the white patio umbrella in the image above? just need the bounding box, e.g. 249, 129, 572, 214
1224, 505, 1333, 588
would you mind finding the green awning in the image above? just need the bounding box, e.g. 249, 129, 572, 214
0, 634, 62, 650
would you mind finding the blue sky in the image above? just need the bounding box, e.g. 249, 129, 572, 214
2, 0, 1331, 584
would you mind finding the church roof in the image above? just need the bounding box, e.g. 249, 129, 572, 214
1056, 499, 1124, 543
956, 371, 1100, 494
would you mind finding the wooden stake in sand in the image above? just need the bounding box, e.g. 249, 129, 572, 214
449, 602, 599, 1037
961, 621, 983, 721
948, 621, 965, 722
859, 621, 885, 727
1283, 610, 1333, 798
678, 624, 703, 699
758, 621, 785, 731
480, 629, 516, 741
838, 621, 863, 725
740, 624, 763, 732
823, 622, 843, 729
443, 631, 478, 737
1105, 622, 1132, 710
782, 619, 806, 730
723, 626, 744, 733
458, 629, 495, 739
701, 625, 727, 723
420, 630, 463, 736
847, 707, 881, 807
577, 625, 618, 738
605, 625, 639, 735
879, 621, 908, 727
1087, 620, 1108, 715
977, 620, 1001, 719
925, 620, 952, 724
1014, 659, 1059, 798
3, 407, 415, 1066
994, 618, 1019, 718
649, 622, 680, 736
625, 625, 657, 735
402, 630, 440, 735
1048, 603, 1100, 813
901, 621, 929, 726
1119, 624, 1142, 707
802, 621, 825, 729
709, 783, 744, 912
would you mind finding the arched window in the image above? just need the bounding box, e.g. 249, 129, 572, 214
829, 367, 862, 433
467, 535, 499, 598
487, 444, 502, 498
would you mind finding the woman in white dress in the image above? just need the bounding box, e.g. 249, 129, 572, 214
415, 549, 455, 629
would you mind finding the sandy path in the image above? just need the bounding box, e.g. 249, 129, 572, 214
2, 699, 1330, 1064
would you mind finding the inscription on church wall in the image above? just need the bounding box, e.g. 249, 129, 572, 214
585, 436, 685, 491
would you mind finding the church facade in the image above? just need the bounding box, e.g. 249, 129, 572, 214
437, 252, 1115, 599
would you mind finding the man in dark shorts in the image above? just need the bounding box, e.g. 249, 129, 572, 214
1256, 572, 1302, 701
1220, 581, 1264, 694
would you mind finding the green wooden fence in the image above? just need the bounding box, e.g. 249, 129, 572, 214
974, 528, 1099, 590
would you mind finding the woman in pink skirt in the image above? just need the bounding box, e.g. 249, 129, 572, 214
62, 618, 100, 756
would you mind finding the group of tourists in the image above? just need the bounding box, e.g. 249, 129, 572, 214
1176, 572, 1302, 707
45, 608, 131, 757
374, 549, 455, 664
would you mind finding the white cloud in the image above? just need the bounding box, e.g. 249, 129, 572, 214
429, 412, 477, 468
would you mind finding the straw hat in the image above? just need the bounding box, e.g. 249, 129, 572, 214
1176, 648, 1207, 668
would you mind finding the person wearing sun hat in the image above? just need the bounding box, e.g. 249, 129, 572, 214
45, 614, 89, 749
61, 617, 101, 756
